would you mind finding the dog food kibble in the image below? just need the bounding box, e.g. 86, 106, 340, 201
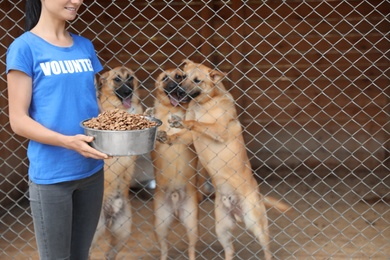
83, 109, 158, 130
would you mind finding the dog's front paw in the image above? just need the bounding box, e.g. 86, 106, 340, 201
168, 114, 184, 128
144, 107, 155, 117
156, 130, 169, 144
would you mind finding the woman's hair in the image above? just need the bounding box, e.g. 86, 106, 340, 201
25, 0, 41, 31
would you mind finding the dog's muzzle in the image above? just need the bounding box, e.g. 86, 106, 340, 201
165, 84, 200, 105
115, 84, 133, 101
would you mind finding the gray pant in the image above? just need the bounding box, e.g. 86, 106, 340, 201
29, 168, 104, 260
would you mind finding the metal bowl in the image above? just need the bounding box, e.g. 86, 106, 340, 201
80, 116, 162, 156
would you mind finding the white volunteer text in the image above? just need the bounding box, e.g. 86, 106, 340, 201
40, 59, 93, 76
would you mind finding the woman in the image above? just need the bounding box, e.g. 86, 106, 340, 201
6, 0, 108, 259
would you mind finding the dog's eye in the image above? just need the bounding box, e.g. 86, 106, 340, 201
175, 74, 186, 81
193, 78, 201, 84
127, 76, 134, 81
162, 75, 168, 82
114, 77, 121, 83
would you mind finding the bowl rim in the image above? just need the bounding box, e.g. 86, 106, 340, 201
80, 116, 162, 133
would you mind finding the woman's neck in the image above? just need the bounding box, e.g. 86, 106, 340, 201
30, 13, 73, 47
30, 23, 73, 47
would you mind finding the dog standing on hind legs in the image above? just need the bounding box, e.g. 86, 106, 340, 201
92, 66, 143, 259
148, 68, 200, 260
158, 60, 290, 260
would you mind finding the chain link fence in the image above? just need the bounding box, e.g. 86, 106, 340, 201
1, 0, 389, 259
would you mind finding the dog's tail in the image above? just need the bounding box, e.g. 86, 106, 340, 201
263, 195, 291, 213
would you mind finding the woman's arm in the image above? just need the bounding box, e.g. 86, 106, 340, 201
7, 70, 108, 160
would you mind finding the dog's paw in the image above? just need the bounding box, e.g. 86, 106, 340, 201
168, 114, 184, 128
103, 195, 125, 228
156, 130, 169, 144
144, 107, 155, 117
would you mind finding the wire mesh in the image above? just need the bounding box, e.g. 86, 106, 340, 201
0, 0, 389, 259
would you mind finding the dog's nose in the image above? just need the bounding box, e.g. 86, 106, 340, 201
115, 85, 133, 99
176, 87, 187, 98
177, 87, 186, 97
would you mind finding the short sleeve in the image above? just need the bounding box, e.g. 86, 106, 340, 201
6, 37, 34, 77
86, 39, 103, 74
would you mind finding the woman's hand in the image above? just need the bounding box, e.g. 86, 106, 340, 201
63, 134, 110, 159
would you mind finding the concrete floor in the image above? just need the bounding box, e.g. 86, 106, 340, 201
1, 164, 389, 259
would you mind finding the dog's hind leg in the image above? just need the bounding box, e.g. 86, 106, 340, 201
214, 193, 236, 260
104, 195, 132, 260
242, 200, 272, 260
154, 190, 174, 260
179, 192, 198, 260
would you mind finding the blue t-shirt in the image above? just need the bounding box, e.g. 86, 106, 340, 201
6, 32, 104, 184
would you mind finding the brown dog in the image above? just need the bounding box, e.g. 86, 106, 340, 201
158, 60, 290, 260
149, 69, 199, 260
93, 66, 143, 259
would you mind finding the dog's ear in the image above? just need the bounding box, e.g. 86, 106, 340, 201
99, 71, 109, 88
209, 69, 226, 83
181, 59, 194, 68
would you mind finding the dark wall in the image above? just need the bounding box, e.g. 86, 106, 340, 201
1, 0, 389, 209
